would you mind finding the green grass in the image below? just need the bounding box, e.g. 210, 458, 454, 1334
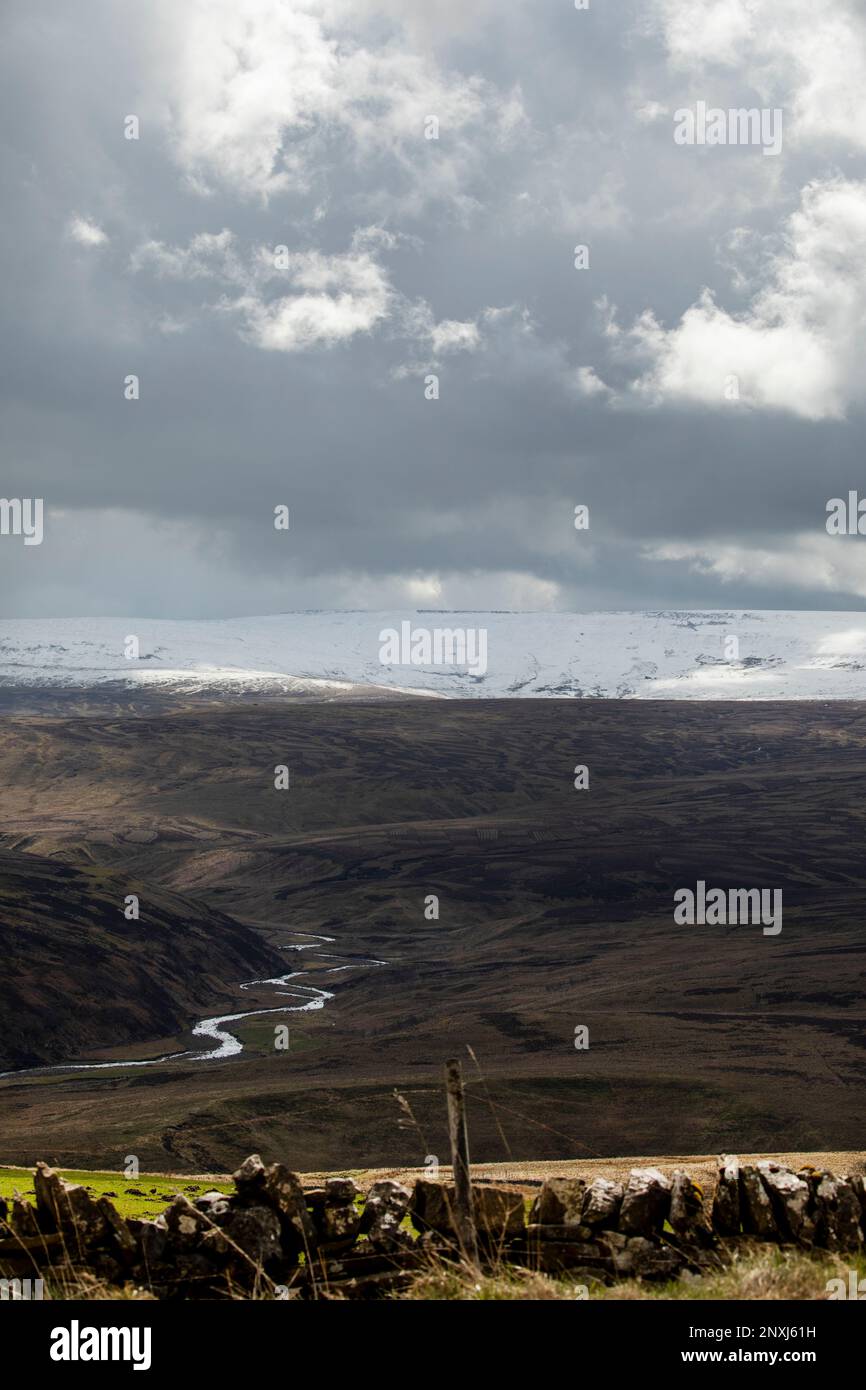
0, 1167, 233, 1221
230, 1020, 320, 1057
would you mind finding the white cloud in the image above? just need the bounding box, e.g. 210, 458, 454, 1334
573, 366, 610, 398
234, 247, 393, 350
398, 300, 488, 358
130, 229, 240, 280
131, 223, 525, 361
398, 569, 560, 610
429, 318, 482, 355
157, 0, 519, 205
603, 178, 866, 420
648, 0, 866, 151
132, 228, 394, 351
393, 301, 516, 375
67, 216, 108, 247
644, 532, 866, 600
131, 224, 538, 361
403, 574, 443, 603
648, 0, 755, 69
635, 100, 669, 124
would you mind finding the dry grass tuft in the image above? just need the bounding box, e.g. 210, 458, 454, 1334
394, 1245, 866, 1302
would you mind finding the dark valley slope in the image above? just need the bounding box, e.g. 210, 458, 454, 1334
0, 848, 283, 1070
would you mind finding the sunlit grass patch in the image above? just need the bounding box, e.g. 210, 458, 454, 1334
0, 1167, 233, 1221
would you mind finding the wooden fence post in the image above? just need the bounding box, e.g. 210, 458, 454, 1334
445, 1056, 479, 1267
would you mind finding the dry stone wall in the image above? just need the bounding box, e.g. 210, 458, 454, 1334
0, 1153, 863, 1298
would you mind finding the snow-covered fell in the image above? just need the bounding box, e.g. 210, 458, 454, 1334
1, 610, 866, 699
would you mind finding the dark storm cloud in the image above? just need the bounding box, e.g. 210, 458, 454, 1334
2, 0, 866, 617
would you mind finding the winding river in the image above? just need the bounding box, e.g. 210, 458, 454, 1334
0, 934, 387, 1079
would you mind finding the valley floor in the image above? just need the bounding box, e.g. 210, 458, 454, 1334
1, 697, 865, 1171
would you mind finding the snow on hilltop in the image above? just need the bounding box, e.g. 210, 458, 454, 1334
0, 610, 865, 700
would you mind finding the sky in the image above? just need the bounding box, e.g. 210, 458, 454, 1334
2, 0, 866, 618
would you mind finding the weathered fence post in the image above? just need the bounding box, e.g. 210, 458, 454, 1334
445, 1057, 479, 1267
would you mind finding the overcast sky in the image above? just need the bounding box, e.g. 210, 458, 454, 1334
2, 0, 866, 618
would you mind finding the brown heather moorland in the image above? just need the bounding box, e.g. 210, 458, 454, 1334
0, 695, 864, 1173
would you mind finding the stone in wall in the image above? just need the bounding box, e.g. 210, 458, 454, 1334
712, 1154, 740, 1236
669, 1169, 713, 1244
756, 1161, 814, 1246
359, 1179, 412, 1248
530, 1177, 586, 1227
582, 1177, 623, 1229
739, 1165, 779, 1240
618, 1168, 671, 1236
410, 1180, 524, 1243
812, 1172, 863, 1253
